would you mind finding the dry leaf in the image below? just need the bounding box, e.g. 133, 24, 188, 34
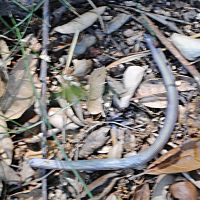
94, 177, 120, 200
106, 193, 118, 200
108, 141, 123, 159
146, 138, 200, 175
133, 183, 150, 200
106, 13, 131, 34
57, 98, 84, 126
19, 161, 35, 182
0, 55, 38, 119
170, 181, 198, 200
0, 111, 7, 132
79, 127, 110, 158
0, 73, 6, 97
64, 177, 83, 194
107, 76, 126, 96
108, 127, 124, 159
54, 6, 107, 34
0, 135, 13, 165
80, 173, 118, 198
124, 130, 136, 152
0, 39, 10, 98
48, 107, 68, 129
25, 149, 42, 159
87, 67, 106, 115
171, 33, 200, 61
0, 39, 11, 65
115, 66, 145, 109
179, 97, 200, 129
11, 189, 42, 200
48, 107, 79, 130
21, 34, 42, 53
152, 174, 175, 200
0, 112, 13, 165
136, 76, 196, 108
72, 59, 93, 77
0, 161, 20, 183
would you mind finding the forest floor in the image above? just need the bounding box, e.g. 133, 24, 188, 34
0, 0, 200, 199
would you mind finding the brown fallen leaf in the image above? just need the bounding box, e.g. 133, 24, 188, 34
80, 173, 119, 198
0, 74, 6, 98
152, 174, 175, 200
48, 107, 79, 130
135, 76, 196, 108
0, 39, 11, 65
0, 111, 13, 165
133, 183, 150, 200
0, 55, 38, 119
0, 161, 20, 183
146, 138, 200, 175
19, 161, 35, 182
21, 34, 42, 53
108, 127, 124, 159
105, 193, 118, 200
0, 135, 13, 166
94, 177, 120, 200
179, 97, 200, 129
170, 181, 198, 200
72, 59, 93, 77
87, 67, 106, 115
79, 126, 110, 158
53, 6, 107, 34
11, 189, 42, 200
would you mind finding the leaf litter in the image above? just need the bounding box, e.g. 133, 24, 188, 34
1, 0, 200, 199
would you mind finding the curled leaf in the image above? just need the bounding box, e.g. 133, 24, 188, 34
87, 67, 107, 115
115, 66, 145, 109
0, 55, 38, 120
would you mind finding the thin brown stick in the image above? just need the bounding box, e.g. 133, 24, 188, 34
141, 15, 200, 86
40, 0, 50, 199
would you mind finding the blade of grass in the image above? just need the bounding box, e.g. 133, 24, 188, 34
4, 0, 44, 36
59, 0, 79, 16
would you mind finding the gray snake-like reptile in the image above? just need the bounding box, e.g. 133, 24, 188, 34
29, 35, 179, 171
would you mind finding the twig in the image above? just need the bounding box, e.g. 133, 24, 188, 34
87, 0, 105, 32
106, 50, 150, 69
140, 15, 200, 86
40, 0, 50, 199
